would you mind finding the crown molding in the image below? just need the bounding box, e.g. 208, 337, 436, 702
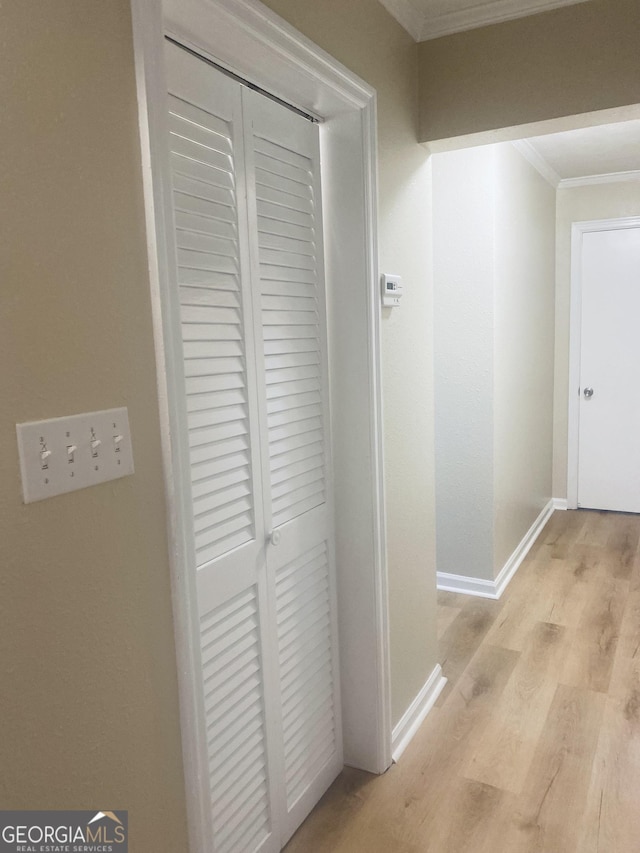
381, 0, 592, 42
512, 142, 640, 190
512, 140, 561, 187
559, 170, 640, 189
378, 0, 425, 41
421, 0, 591, 40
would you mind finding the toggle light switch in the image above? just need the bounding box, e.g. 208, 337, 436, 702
90, 431, 102, 458
16, 407, 134, 503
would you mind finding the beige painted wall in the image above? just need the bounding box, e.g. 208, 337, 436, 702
0, 1, 188, 847
553, 181, 640, 499
493, 145, 556, 574
418, 0, 640, 143
258, 0, 438, 725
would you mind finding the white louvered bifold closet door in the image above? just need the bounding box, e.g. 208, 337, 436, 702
164, 40, 342, 853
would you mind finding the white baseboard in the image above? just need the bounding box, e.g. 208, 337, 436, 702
391, 664, 447, 762
493, 498, 554, 597
436, 571, 500, 599
437, 498, 555, 601
552, 497, 568, 510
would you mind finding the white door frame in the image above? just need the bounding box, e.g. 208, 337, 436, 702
131, 0, 392, 849
567, 215, 640, 509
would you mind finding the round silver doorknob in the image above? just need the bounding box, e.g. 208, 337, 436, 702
583, 387, 594, 398
269, 530, 281, 546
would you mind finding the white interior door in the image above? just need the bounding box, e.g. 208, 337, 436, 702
578, 225, 640, 512
164, 39, 342, 853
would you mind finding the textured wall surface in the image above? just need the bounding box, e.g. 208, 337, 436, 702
418, 0, 640, 143
433, 144, 555, 582
493, 144, 556, 574
258, 0, 439, 726
554, 182, 640, 499
433, 147, 496, 581
0, 2, 189, 848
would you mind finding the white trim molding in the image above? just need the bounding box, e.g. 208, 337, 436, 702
437, 571, 502, 600
512, 140, 560, 187
163, 0, 374, 114
559, 170, 640, 189
552, 497, 568, 510
391, 665, 447, 762
377, 0, 425, 40
512, 144, 640, 193
567, 216, 640, 509
379, 0, 591, 42
437, 499, 555, 599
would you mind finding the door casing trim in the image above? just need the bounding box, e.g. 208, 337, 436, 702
567, 216, 640, 509
131, 1, 392, 849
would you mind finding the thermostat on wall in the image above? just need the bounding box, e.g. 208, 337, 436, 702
381, 274, 403, 307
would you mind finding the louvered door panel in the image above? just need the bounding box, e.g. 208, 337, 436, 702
201, 588, 271, 853
253, 131, 326, 530
168, 91, 256, 567
243, 87, 343, 846
276, 542, 338, 808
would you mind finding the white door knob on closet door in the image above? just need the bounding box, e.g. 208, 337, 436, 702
269, 530, 281, 547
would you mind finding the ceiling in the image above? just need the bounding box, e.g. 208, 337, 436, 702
517, 120, 640, 187
379, 0, 592, 41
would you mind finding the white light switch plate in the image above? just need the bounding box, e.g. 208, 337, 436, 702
16, 407, 134, 503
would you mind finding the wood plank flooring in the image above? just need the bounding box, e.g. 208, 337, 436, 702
284, 509, 640, 853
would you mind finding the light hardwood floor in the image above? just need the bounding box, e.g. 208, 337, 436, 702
284, 509, 640, 852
